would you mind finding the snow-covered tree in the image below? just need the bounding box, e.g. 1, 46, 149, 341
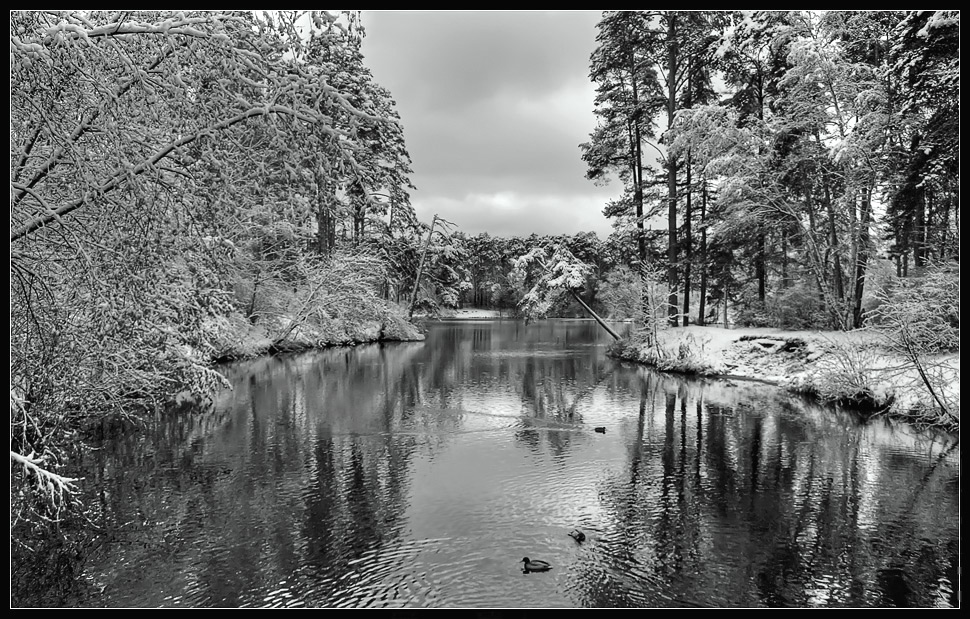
9, 9, 414, 561
510, 243, 620, 340
582, 11, 658, 266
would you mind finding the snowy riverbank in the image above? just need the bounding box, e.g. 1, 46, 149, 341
609, 325, 959, 432
437, 308, 507, 319
207, 309, 425, 362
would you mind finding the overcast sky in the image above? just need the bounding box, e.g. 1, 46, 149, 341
359, 10, 620, 240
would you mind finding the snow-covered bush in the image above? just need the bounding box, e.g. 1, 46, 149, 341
865, 261, 958, 353
766, 285, 829, 330
807, 339, 889, 409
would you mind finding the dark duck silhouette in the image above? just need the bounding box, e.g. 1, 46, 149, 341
521, 557, 553, 573
568, 529, 586, 543
594, 426, 607, 433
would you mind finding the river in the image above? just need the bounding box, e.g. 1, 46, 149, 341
71, 319, 959, 608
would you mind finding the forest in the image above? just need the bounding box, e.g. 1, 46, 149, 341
9, 10, 959, 602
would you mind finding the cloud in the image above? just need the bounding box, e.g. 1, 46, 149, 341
421, 191, 617, 239
361, 10, 620, 239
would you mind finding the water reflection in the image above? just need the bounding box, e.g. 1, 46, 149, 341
72, 320, 959, 608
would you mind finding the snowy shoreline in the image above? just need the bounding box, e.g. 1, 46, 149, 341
436, 308, 508, 319
609, 325, 959, 433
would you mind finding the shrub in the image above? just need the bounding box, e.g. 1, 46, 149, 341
733, 282, 771, 327
864, 261, 959, 429
735, 283, 833, 330
807, 339, 889, 409
865, 261, 958, 353
381, 309, 424, 341
766, 285, 829, 330
608, 332, 716, 375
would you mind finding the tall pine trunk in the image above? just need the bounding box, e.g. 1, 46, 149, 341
914, 188, 925, 267
823, 178, 844, 305
697, 184, 708, 326
756, 230, 766, 303
781, 231, 790, 288
665, 14, 679, 327
315, 171, 335, 256
939, 190, 950, 259
626, 42, 648, 268
682, 161, 691, 326
851, 184, 873, 329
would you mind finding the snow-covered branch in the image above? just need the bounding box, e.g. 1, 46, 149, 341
10, 450, 81, 506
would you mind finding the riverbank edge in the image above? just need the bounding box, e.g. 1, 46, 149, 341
415, 307, 508, 320
205, 311, 425, 364
607, 326, 959, 434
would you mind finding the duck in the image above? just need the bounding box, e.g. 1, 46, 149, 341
568, 528, 586, 543
594, 426, 607, 433
521, 557, 553, 573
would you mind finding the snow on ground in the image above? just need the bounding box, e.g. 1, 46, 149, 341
653, 325, 886, 383
438, 308, 506, 319
649, 325, 959, 427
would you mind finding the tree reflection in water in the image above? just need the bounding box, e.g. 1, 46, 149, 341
70, 320, 958, 608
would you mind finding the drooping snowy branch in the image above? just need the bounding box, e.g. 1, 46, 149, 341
10, 450, 81, 506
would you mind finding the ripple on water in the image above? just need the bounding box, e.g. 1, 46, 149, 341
71, 320, 960, 609
310, 537, 497, 608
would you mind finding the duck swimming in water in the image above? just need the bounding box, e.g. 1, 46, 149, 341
568, 529, 586, 543
521, 557, 553, 573
594, 426, 607, 433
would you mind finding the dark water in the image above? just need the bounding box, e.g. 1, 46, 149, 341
72, 320, 959, 608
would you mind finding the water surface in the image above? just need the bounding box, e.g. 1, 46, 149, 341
75, 319, 960, 608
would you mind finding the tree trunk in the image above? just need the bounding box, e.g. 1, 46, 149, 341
247, 269, 263, 325
823, 178, 844, 303
781, 231, 790, 288
756, 229, 766, 304
665, 13, 679, 327
632, 155, 646, 266
353, 205, 365, 247
755, 63, 767, 306
316, 171, 335, 256
847, 191, 859, 328
628, 48, 647, 267
682, 160, 692, 326
697, 184, 708, 326
569, 289, 620, 341
953, 190, 959, 258
802, 184, 838, 324
925, 189, 935, 261
851, 184, 873, 329
722, 279, 729, 329
940, 189, 950, 261
914, 188, 925, 267
408, 215, 437, 318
